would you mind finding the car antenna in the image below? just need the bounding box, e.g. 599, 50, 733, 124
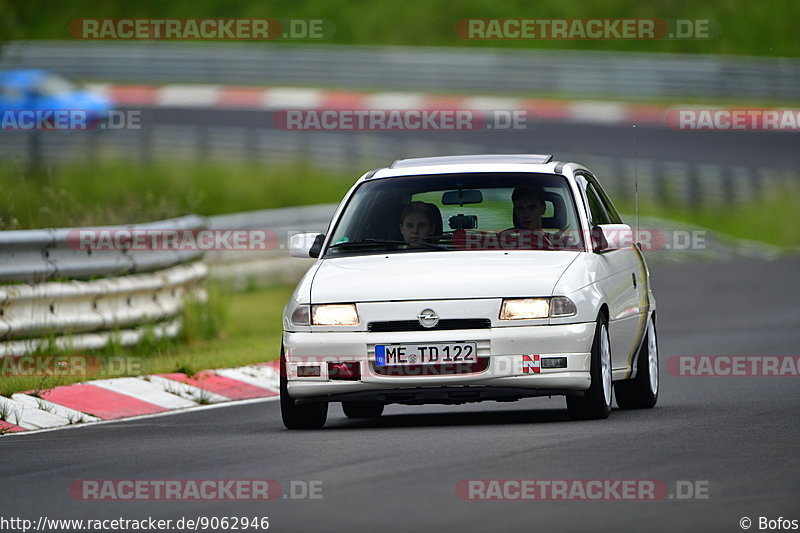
633, 124, 640, 247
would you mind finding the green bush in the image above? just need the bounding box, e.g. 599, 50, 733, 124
2, 0, 798, 56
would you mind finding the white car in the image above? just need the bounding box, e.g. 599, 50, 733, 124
281, 154, 658, 429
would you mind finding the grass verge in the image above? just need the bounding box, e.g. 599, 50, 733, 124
0, 282, 292, 397
0, 159, 355, 230
2, 0, 799, 57
616, 182, 800, 249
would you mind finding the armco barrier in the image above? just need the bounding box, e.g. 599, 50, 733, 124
204, 204, 336, 288
1, 41, 798, 101
0, 215, 206, 283
0, 215, 208, 356
0, 262, 207, 341
0, 205, 337, 355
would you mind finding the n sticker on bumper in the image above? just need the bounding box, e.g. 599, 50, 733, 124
522, 354, 541, 374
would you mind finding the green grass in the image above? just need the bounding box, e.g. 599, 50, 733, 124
0, 282, 292, 397
1, 0, 798, 57
0, 159, 354, 229
615, 182, 800, 249
134, 283, 291, 377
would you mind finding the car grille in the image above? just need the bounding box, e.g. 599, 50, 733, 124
367, 319, 491, 332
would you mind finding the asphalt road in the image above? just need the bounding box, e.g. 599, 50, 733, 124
2, 256, 799, 533
143, 107, 800, 169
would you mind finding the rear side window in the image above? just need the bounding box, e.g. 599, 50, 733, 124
589, 178, 623, 224
585, 184, 611, 226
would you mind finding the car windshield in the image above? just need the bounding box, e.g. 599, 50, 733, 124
325, 172, 585, 256
39, 74, 76, 96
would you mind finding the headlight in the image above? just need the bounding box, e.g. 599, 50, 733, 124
499, 297, 577, 320
312, 304, 359, 326
290, 305, 311, 326
499, 298, 550, 320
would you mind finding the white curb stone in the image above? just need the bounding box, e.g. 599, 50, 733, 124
0, 394, 70, 430
12, 393, 100, 424
90, 377, 198, 409
215, 367, 280, 391
147, 375, 230, 404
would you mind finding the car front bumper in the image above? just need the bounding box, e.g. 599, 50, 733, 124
283, 322, 596, 403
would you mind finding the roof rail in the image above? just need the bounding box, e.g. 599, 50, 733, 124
389, 154, 553, 169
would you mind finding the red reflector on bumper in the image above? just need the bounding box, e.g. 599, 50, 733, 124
328, 362, 361, 380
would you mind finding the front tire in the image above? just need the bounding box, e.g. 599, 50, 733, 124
567, 315, 612, 420
280, 346, 328, 429
342, 402, 384, 419
615, 316, 659, 409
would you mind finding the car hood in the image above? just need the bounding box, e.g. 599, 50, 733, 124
310, 251, 581, 303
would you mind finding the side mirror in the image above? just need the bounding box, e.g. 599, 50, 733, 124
289, 233, 325, 258
592, 224, 634, 252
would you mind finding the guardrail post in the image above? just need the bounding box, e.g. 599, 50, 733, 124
139, 122, 153, 165
26, 131, 43, 174
654, 160, 671, 206
720, 166, 735, 206
687, 164, 703, 209
86, 129, 100, 167
196, 126, 209, 161
749, 168, 763, 202
611, 158, 629, 204
244, 127, 259, 163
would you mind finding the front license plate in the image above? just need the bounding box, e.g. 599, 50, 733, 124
375, 342, 477, 366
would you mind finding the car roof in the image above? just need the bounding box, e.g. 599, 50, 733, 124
0, 69, 50, 87
367, 154, 583, 181
390, 154, 553, 168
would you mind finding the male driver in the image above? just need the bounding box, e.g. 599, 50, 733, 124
501, 186, 553, 249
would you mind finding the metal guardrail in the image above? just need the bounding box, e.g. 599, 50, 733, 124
205, 205, 335, 289
2, 41, 799, 101
0, 205, 338, 355
0, 214, 206, 283
0, 263, 207, 341
0, 215, 208, 356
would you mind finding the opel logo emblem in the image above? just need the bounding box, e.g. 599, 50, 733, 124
418, 309, 439, 328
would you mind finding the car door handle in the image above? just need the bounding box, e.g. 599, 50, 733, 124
632, 272, 637, 289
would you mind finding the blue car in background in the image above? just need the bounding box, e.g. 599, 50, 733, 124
0, 69, 111, 128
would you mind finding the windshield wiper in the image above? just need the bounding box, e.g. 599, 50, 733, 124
328, 239, 449, 251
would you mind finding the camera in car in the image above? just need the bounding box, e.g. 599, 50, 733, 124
449, 213, 478, 230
